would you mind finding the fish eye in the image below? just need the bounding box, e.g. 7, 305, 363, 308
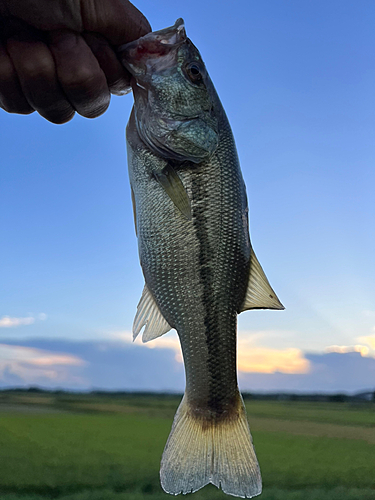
185, 62, 203, 83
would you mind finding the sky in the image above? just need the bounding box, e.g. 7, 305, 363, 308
1, 0, 375, 393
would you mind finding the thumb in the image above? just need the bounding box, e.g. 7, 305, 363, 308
82, 0, 151, 46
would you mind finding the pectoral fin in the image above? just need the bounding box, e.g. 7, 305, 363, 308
133, 285, 172, 342
155, 164, 192, 220
240, 250, 284, 311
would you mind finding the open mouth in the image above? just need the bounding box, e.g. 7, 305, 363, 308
118, 19, 186, 76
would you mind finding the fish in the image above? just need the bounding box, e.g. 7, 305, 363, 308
119, 18, 284, 498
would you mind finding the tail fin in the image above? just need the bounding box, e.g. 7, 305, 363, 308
160, 395, 262, 498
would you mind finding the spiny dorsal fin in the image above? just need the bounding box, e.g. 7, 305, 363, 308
241, 249, 284, 311
155, 164, 192, 220
133, 285, 172, 342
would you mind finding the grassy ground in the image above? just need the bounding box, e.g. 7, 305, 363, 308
0, 392, 374, 499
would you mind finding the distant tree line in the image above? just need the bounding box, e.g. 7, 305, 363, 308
0, 386, 374, 403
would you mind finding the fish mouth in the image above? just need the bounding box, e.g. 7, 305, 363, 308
118, 19, 187, 77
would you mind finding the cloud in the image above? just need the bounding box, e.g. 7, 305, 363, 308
358, 335, 375, 350
325, 344, 371, 357
0, 344, 83, 366
325, 335, 375, 359
239, 351, 375, 393
0, 344, 86, 387
114, 330, 183, 362
0, 313, 47, 328
0, 339, 185, 392
0, 316, 35, 328
237, 346, 309, 374
114, 330, 310, 375
0, 338, 374, 394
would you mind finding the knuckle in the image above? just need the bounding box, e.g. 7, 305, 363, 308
79, 93, 110, 119
43, 110, 75, 124
0, 56, 16, 83
40, 102, 75, 124
0, 100, 34, 114
62, 66, 98, 90
21, 55, 55, 81
109, 80, 132, 96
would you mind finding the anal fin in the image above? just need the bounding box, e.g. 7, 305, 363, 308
241, 249, 284, 311
133, 285, 172, 342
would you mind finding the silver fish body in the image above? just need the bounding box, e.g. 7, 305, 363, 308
120, 19, 283, 498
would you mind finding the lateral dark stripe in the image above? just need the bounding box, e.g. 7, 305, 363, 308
191, 169, 228, 415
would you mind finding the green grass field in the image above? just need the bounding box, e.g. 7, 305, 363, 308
0, 392, 374, 500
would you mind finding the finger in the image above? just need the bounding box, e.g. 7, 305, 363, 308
82, 0, 151, 45
0, 41, 34, 114
49, 30, 110, 119
83, 32, 131, 95
6, 36, 75, 124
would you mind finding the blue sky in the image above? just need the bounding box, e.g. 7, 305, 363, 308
1, 0, 375, 392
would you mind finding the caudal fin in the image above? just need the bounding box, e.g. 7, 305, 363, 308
160, 395, 262, 498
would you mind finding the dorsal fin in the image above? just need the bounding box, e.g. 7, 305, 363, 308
133, 285, 172, 342
240, 250, 284, 311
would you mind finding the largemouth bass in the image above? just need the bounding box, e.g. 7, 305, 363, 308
119, 19, 283, 498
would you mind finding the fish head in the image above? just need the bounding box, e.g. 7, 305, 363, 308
119, 19, 219, 163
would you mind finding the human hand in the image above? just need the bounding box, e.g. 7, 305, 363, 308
0, 0, 150, 123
